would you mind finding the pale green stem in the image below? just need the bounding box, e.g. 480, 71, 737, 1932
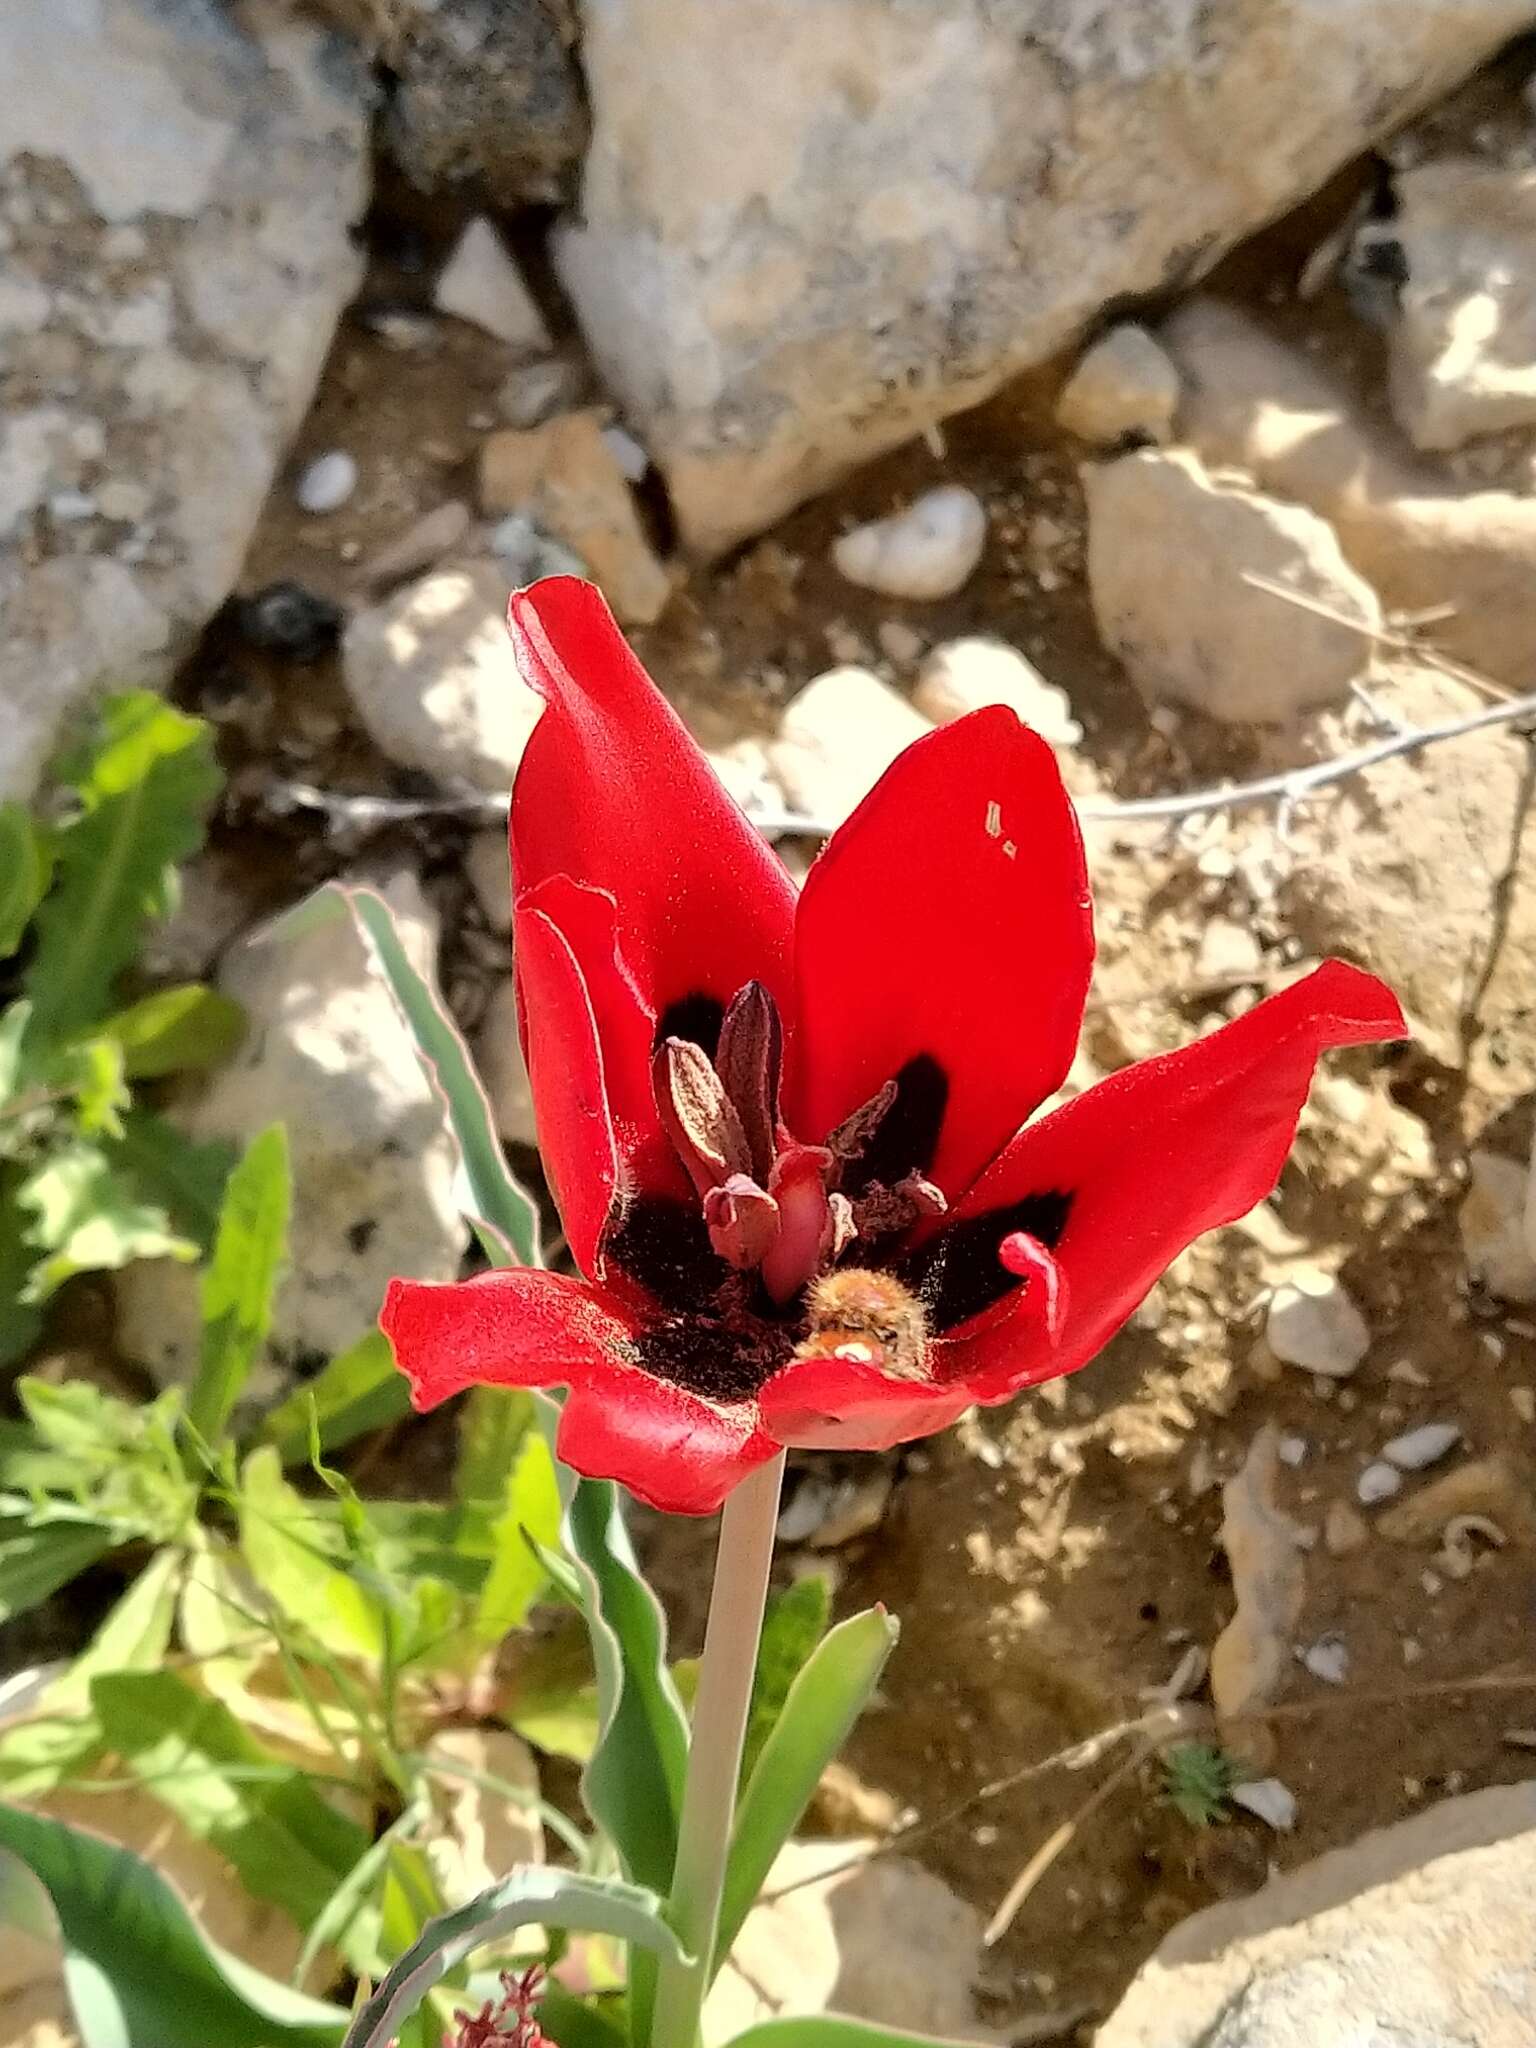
650, 1449, 786, 2048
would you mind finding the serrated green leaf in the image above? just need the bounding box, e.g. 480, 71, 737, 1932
43, 1034, 129, 1137
716, 1606, 898, 1975
260, 1330, 412, 1466
0, 1165, 43, 1367
285, 884, 540, 1267
237, 1445, 383, 1663
455, 1385, 536, 1509
0, 1516, 113, 1624
100, 1108, 233, 1250
741, 1574, 832, 1786
0, 1800, 348, 2048
94, 983, 245, 1079
187, 1125, 290, 1448
90, 1669, 370, 1935
0, 804, 51, 960
17, 1141, 197, 1301
24, 695, 221, 1047
342, 1866, 686, 2048
474, 1430, 562, 1644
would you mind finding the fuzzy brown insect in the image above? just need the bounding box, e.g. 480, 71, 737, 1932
793, 1266, 931, 1382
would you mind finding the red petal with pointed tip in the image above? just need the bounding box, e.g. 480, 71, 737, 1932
381, 1268, 776, 1515
508, 577, 798, 1041
789, 709, 1092, 1196
935, 961, 1406, 1397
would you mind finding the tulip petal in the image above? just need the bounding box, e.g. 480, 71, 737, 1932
757, 1350, 974, 1452
929, 961, 1406, 1395
508, 578, 797, 1046
789, 708, 1092, 1197
381, 1267, 776, 1515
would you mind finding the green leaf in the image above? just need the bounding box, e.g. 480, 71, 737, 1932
0, 1516, 113, 1624
0, 803, 51, 960
291, 883, 540, 1266
725, 2018, 985, 2048
24, 694, 221, 1048
564, 1481, 688, 1893
94, 984, 245, 1079
42, 1034, 129, 1137
474, 1430, 562, 1643
0, 999, 35, 1100
341, 1867, 686, 2048
236, 1445, 383, 1663
100, 1108, 233, 1251
0, 1547, 182, 1795
0, 1800, 348, 2048
261, 1330, 412, 1465
90, 1669, 370, 1934
456, 1385, 536, 1508
741, 1575, 832, 1786
187, 1125, 290, 1447
17, 1141, 197, 1301
0, 1166, 44, 1366
716, 1606, 898, 1973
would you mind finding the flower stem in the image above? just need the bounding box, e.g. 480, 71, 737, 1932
650, 1449, 786, 2048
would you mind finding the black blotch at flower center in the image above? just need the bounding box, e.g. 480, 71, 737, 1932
842, 1053, 948, 1195
654, 992, 726, 1059
898, 1189, 1073, 1332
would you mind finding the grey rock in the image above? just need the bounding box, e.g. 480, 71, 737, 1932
1085, 449, 1381, 725
1383, 1422, 1462, 1472
496, 355, 587, 430
487, 513, 588, 586
768, 667, 931, 830
477, 978, 537, 1149
1056, 324, 1180, 448
0, 0, 368, 799
295, 449, 358, 515
1097, 1785, 1536, 2048
314, 0, 583, 204
434, 218, 551, 354
832, 488, 987, 601
116, 871, 467, 1383
1356, 1461, 1403, 1507
1266, 1271, 1370, 1379
555, 0, 1531, 555
465, 829, 512, 935
343, 558, 544, 792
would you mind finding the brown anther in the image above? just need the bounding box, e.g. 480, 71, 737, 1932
850, 1172, 949, 1241
826, 1190, 857, 1261
653, 1037, 752, 1196
715, 981, 782, 1182
826, 1079, 898, 1165
703, 1173, 780, 1270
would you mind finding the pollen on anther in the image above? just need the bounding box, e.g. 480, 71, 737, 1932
1003, 839, 1017, 859
984, 800, 1003, 837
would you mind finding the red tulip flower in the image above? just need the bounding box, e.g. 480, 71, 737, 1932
382, 579, 1403, 1515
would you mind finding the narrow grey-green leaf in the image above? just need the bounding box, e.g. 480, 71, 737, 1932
716, 1606, 898, 1973
741, 1574, 832, 1786
296, 883, 540, 1266
341, 1866, 685, 2048
260, 1330, 411, 1465
726, 2018, 983, 2048
187, 1125, 290, 1447
0, 1800, 347, 2048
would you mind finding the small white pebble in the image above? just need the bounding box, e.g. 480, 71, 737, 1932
295, 449, 357, 514
1357, 1460, 1403, 1505
49, 489, 96, 521
1511, 1386, 1536, 1424
1300, 1636, 1349, 1685
1231, 1778, 1297, 1831
1387, 1358, 1431, 1387
1277, 1434, 1308, 1467
1382, 1421, 1462, 1472
601, 423, 650, 481
1403, 1638, 1424, 1665
1421, 1569, 1443, 1596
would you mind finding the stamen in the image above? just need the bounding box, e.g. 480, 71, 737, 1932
826, 1079, 897, 1163
703, 1173, 780, 1270
653, 1036, 752, 1195
761, 1143, 835, 1303
715, 981, 782, 1182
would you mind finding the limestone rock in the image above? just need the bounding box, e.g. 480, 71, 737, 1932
1084, 449, 1380, 725
1209, 1429, 1305, 1732
1265, 1270, 1370, 1378
769, 668, 931, 828
465, 830, 513, 935
913, 637, 1080, 745
832, 488, 986, 601
434, 217, 551, 354
0, 0, 368, 798
1462, 1151, 1536, 1302
479, 412, 671, 625
497, 355, 587, 430
116, 872, 467, 1379
1163, 297, 1536, 688
1097, 1785, 1536, 2048
477, 978, 538, 1149
309, 0, 585, 205
1389, 158, 1536, 451
343, 559, 544, 792
1055, 324, 1180, 447
555, 0, 1530, 556
704, 1840, 996, 2043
